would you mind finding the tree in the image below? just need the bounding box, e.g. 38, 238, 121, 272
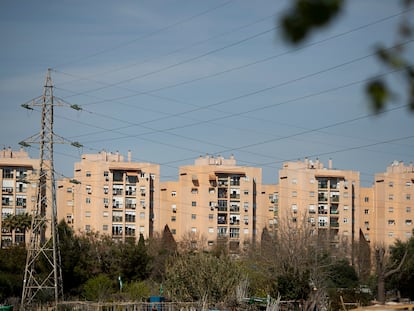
82, 274, 114, 302
164, 251, 244, 306
147, 225, 177, 282
280, 0, 414, 112
0, 245, 26, 302
119, 234, 151, 282
2, 213, 32, 244
374, 243, 408, 304
388, 235, 414, 300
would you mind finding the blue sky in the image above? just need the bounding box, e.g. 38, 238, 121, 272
0, 0, 413, 186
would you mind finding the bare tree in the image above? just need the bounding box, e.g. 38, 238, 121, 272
178, 230, 208, 253
374, 244, 408, 304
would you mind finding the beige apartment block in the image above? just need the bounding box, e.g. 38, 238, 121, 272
371, 161, 414, 246
0, 148, 40, 248
57, 151, 160, 241
159, 155, 268, 253
277, 158, 360, 247
260, 183, 279, 236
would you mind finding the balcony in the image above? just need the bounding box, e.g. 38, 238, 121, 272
2, 188, 13, 194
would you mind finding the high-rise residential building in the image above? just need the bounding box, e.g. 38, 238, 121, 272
371, 160, 414, 246
0, 148, 40, 248
159, 155, 267, 252
277, 158, 361, 247
57, 151, 160, 241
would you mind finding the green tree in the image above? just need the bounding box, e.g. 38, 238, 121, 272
82, 274, 114, 302
0, 245, 26, 302
164, 252, 244, 305
280, 0, 414, 112
148, 225, 177, 282
388, 234, 414, 300
120, 234, 151, 282
2, 213, 32, 244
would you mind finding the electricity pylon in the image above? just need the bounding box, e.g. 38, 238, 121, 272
20, 69, 65, 310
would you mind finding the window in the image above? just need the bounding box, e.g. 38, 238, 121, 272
104, 171, 109, 177
66, 187, 73, 193
406, 194, 411, 200
389, 194, 394, 201
388, 232, 394, 237
191, 227, 197, 233
113, 224, 123, 235
364, 209, 369, 215
172, 204, 177, 213
364, 221, 369, 228
292, 191, 297, 197
208, 214, 214, 220
388, 219, 395, 225
364, 196, 369, 203
388, 207, 394, 213
406, 219, 412, 225
86, 171, 91, 177
103, 186, 109, 194
407, 207, 412, 213
86, 197, 91, 204
113, 211, 123, 222
103, 211, 109, 217
171, 229, 176, 235
389, 181, 394, 187
191, 214, 196, 220
343, 205, 349, 211
343, 192, 349, 198
192, 201, 197, 207
85, 211, 91, 218
292, 178, 297, 184
208, 227, 214, 233
309, 205, 316, 214
343, 218, 348, 223
140, 212, 145, 219
309, 191, 315, 197
191, 188, 198, 194
244, 190, 249, 195
229, 227, 240, 238
171, 191, 177, 197
406, 181, 412, 187
125, 211, 135, 222
244, 202, 249, 211
171, 216, 176, 222
85, 225, 91, 232
86, 185, 92, 194
103, 225, 108, 231
292, 204, 298, 214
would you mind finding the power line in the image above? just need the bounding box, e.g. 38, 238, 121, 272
53, 0, 235, 69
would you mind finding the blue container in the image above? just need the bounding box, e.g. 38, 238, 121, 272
149, 296, 165, 311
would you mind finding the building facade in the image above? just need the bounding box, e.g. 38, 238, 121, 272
57, 151, 160, 241
0, 148, 40, 248
276, 158, 361, 247
159, 155, 269, 252
371, 160, 414, 246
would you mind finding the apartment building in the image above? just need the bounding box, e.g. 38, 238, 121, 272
277, 158, 361, 247
371, 160, 414, 246
57, 151, 160, 241
0, 148, 40, 248
159, 155, 267, 252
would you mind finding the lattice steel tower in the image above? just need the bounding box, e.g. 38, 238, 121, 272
21, 69, 64, 309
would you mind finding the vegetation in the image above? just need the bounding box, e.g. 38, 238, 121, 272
1, 220, 413, 308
